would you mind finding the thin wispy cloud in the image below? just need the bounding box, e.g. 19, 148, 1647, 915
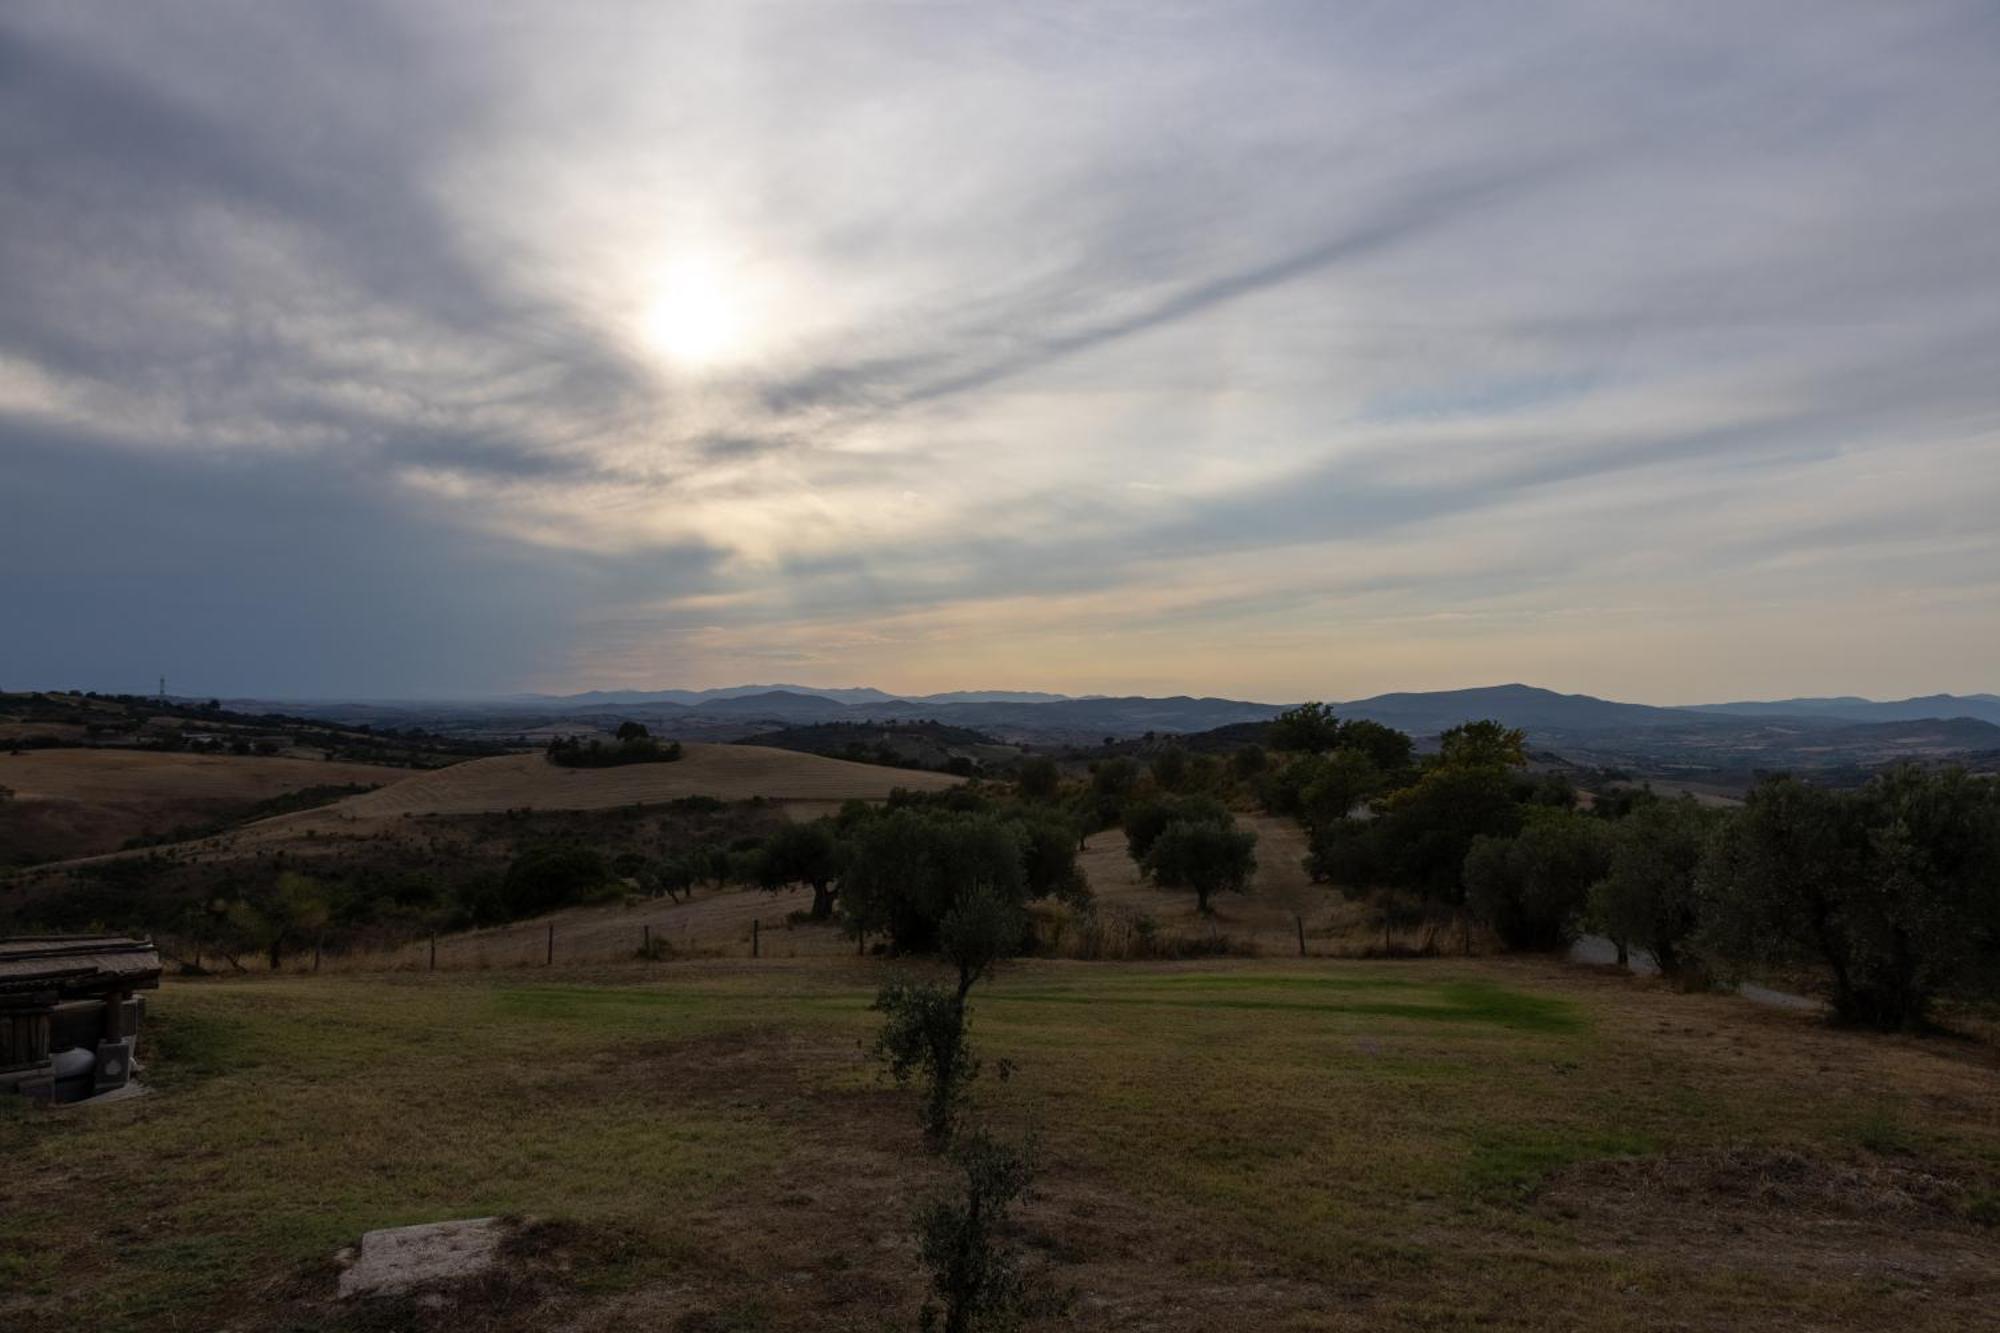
3, 1, 1996, 699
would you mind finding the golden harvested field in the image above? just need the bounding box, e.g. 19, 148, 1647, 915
0, 749, 402, 862
309, 744, 962, 821
0, 748, 399, 805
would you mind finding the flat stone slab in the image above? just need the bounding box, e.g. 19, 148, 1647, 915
336, 1217, 504, 1299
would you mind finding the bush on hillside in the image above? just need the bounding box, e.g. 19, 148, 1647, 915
545, 734, 683, 768
503, 842, 613, 917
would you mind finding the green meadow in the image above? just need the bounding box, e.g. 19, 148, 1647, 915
4, 958, 1995, 1331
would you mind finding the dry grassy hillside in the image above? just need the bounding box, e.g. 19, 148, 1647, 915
8, 743, 962, 882
314, 743, 961, 821
0, 749, 395, 804
332, 882, 841, 972
0, 749, 399, 863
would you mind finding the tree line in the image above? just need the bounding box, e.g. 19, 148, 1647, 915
1254, 702, 2000, 1031
544, 722, 683, 767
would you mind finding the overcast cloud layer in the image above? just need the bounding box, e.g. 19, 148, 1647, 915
4, 2, 1998, 701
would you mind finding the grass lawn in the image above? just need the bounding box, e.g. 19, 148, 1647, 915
2, 956, 1995, 1330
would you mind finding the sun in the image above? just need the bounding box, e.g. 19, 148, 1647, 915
640, 256, 750, 368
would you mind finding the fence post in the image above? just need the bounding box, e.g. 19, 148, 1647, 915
643, 923, 650, 954
1296, 915, 1306, 958
429, 932, 437, 972
752, 918, 760, 959
547, 922, 554, 966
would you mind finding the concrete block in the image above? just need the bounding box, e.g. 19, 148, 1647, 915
336, 1217, 504, 1299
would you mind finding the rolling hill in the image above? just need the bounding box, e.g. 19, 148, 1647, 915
1335, 684, 1690, 735
286, 743, 963, 823
0, 748, 401, 864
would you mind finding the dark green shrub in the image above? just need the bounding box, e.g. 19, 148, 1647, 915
502, 842, 610, 917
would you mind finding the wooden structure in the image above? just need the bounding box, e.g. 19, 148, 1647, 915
0, 936, 161, 1103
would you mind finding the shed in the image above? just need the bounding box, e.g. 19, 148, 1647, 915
0, 935, 162, 1103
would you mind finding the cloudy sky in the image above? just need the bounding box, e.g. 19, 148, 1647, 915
4, 2, 1998, 703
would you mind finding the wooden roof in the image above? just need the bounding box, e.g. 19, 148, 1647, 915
0, 936, 162, 998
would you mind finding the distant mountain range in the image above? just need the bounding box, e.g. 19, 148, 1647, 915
1337, 684, 2000, 733
1332, 684, 1687, 734
500, 684, 1077, 708
1316, 685, 2000, 781
248, 683, 2000, 780
1683, 693, 2000, 725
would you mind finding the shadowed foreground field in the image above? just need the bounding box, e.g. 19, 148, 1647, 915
2, 958, 1995, 1331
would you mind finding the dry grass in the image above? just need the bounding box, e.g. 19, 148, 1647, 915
320, 744, 961, 820
14, 743, 962, 874
2, 956, 1994, 1332
325, 883, 860, 973
207, 745, 960, 858
1071, 819, 1384, 957
0, 749, 400, 805
0, 749, 402, 862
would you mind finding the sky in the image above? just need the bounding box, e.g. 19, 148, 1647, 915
4, 2, 1998, 704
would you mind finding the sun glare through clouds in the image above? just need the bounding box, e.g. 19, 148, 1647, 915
641, 254, 753, 369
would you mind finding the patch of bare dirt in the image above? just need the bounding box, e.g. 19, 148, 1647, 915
1546, 1145, 1971, 1221
1540, 1146, 1999, 1295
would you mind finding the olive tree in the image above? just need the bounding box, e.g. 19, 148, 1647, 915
1143, 818, 1258, 914
1463, 809, 1611, 952
874, 885, 1023, 1144
1122, 794, 1230, 866
1589, 796, 1723, 982
1014, 756, 1061, 802
757, 820, 844, 920
1266, 701, 1342, 754
843, 810, 1027, 952
1699, 768, 2000, 1029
